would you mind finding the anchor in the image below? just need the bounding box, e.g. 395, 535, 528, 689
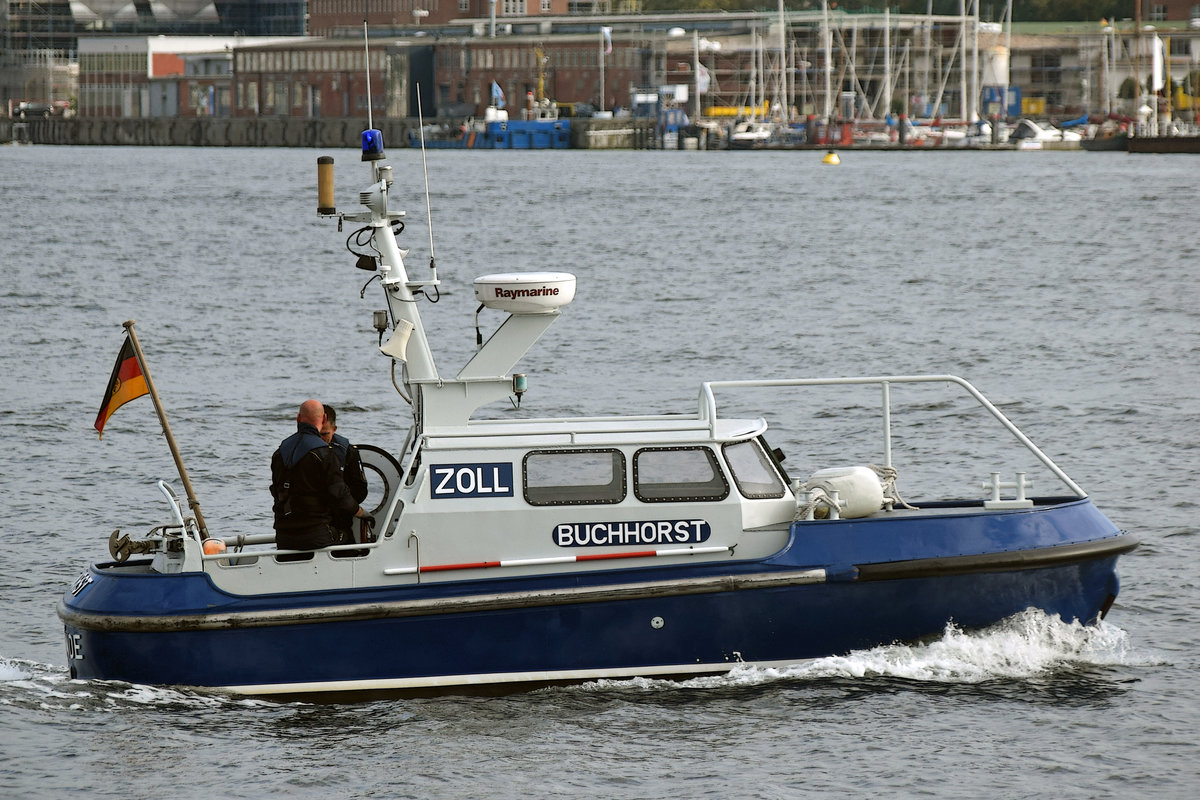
108, 529, 159, 563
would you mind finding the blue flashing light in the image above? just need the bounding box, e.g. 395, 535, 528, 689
361, 129, 385, 161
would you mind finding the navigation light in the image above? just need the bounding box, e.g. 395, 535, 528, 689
362, 129, 385, 161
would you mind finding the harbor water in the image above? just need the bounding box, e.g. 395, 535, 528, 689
1, 145, 1197, 798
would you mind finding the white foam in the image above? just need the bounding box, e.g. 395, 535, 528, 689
588, 610, 1149, 692
0, 658, 32, 682
0, 654, 286, 711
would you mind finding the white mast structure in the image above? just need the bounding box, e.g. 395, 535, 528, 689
1003, 0, 1012, 119
959, 0, 968, 120
821, 0, 833, 125
883, 8, 892, 118
778, 0, 789, 121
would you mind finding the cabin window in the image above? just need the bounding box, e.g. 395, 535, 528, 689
633, 447, 729, 503
524, 449, 625, 505
722, 440, 786, 499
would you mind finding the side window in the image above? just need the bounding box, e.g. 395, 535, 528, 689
633, 447, 729, 502
723, 440, 786, 499
524, 449, 625, 505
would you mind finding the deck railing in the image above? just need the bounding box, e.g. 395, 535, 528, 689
698, 374, 1086, 499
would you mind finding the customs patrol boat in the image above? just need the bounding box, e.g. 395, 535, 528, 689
57, 127, 1137, 698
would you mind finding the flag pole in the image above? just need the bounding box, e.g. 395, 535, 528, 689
121, 319, 209, 539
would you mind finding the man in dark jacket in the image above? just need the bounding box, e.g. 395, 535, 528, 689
321, 404, 370, 542
270, 399, 369, 552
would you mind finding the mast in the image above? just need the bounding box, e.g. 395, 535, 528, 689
1165, 35, 1172, 129
883, 7, 892, 120
924, 0, 932, 117
971, 0, 979, 122
1135, 0, 1143, 133
316, 20, 569, 437
1101, 21, 1112, 117
323, 115, 570, 432
959, 0, 968, 120
745, 29, 757, 119
903, 39, 910, 119
600, 27, 610, 113
822, 0, 833, 124
778, 0, 787, 121
849, 20, 857, 120
1002, 0, 1012, 120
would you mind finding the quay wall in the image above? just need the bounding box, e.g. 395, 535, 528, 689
2, 117, 659, 149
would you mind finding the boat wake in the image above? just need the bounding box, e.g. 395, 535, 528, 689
0, 656, 281, 712
589, 609, 1154, 693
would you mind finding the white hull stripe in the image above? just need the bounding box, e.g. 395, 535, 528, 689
382, 545, 734, 576
219, 658, 804, 696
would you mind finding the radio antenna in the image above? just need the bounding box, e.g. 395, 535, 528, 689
414, 88, 438, 281
362, 8, 373, 131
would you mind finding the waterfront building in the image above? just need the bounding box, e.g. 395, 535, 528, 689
1, 0, 305, 111
76, 36, 302, 118
16, 5, 1200, 126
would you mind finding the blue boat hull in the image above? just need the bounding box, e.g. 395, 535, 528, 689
58, 500, 1134, 695
409, 119, 571, 150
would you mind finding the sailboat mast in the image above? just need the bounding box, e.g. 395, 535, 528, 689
883, 8, 892, 119
959, 0, 968, 120
923, 0, 931, 117
971, 0, 980, 122
778, 0, 787, 121
822, 0, 833, 124
1002, 0, 1012, 120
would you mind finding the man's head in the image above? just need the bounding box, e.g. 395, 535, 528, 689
320, 404, 338, 443
297, 399, 325, 430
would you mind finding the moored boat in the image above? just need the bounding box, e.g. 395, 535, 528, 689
407, 106, 571, 150
57, 126, 1136, 699
1080, 119, 1129, 151
1127, 135, 1200, 153
1081, 134, 1129, 151
729, 120, 778, 149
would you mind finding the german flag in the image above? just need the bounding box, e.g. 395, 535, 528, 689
94, 337, 148, 438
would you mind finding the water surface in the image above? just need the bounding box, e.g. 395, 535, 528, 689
1, 145, 1196, 798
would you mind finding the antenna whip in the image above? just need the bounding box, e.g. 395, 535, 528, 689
363, 9, 373, 131
415, 88, 438, 280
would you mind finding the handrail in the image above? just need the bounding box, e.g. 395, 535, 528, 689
199, 498, 406, 564
200, 537, 385, 564
156, 480, 186, 528
422, 415, 712, 444
698, 374, 1086, 498
158, 480, 207, 547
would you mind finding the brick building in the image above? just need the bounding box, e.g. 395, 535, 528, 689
231, 38, 408, 118
1138, 1, 1200, 22
229, 31, 643, 119
77, 36, 299, 118
307, 0, 625, 35
429, 34, 643, 117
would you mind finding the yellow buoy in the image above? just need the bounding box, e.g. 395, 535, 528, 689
822, 150, 841, 165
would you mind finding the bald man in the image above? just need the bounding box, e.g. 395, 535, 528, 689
270, 399, 370, 553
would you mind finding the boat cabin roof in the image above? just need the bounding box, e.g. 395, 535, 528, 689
423, 415, 768, 451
